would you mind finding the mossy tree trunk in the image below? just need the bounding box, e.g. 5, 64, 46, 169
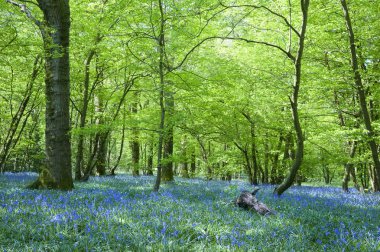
41, 0, 73, 190
130, 140, 140, 176
7, 0, 74, 189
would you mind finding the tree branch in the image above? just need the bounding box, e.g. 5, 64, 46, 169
70, 97, 82, 115
172, 35, 295, 71
170, 36, 216, 71
5, 0, 41, 27
218, 1, 301, 38
194, 6, 229, 37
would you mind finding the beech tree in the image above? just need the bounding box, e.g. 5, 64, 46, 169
274, 0, 310, 195
208, 0, 310, 195
340, 0, 380, 191
6, 0, 73, 190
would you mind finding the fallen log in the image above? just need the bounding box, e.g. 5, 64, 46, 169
234, 188, 276, 216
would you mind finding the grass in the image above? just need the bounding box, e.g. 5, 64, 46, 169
0, 172, 379, 251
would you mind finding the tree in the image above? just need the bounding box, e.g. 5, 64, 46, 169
339, 0, 380, 192
6, 0, 73, 189
273, 0, 310, 196
214, 0, 310, 195
130, 91, 140, 176
153, 0, 166, 191
0, 55, 42, 172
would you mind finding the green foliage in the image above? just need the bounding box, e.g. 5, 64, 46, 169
1, 0, 379, 187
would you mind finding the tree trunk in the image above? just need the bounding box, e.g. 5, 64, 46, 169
80, 133, 99, 181
263, 133, 269, 183
180, 136, 189, 178
0, 55, 42, 173
190, 151, 196, 177
361, 162, 369, 190
130, 92, 140, 176
241, 112, 259, 184
275, 0, 309, 196
96, 133, 108, 176
30, 107, 43, 172
146, 141, 154, 176
161, 91, 174, 182
197, 139, 212, 180
250, 121, 259, 185
94, 94, 107, 176
234, 141, 254, 185
28, 0, 73, 190
110, 108, 126, 175
271, 134, 283, 184
130, 140, 140, 176
342, 142, 357, 192
153, 0, 166, 191
244, 150, 254, 185
74, 49, 96, 180
340, 0, 380, 192
323, 166, 331, 184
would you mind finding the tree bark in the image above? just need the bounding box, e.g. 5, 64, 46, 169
96, 133, 108, 176
161, 91, 174, 182
340, 0, 380, 191
130, 140, 140, 176
29, 0, 73, 190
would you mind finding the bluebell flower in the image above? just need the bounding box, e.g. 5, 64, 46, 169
51, 214, 64, 224
85, 223, 91, 234
160, 222, 167, 235
334, 228, 340, 236
171, 230, 179, 237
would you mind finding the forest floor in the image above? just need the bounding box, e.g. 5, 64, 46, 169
0, 172, 379, 251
